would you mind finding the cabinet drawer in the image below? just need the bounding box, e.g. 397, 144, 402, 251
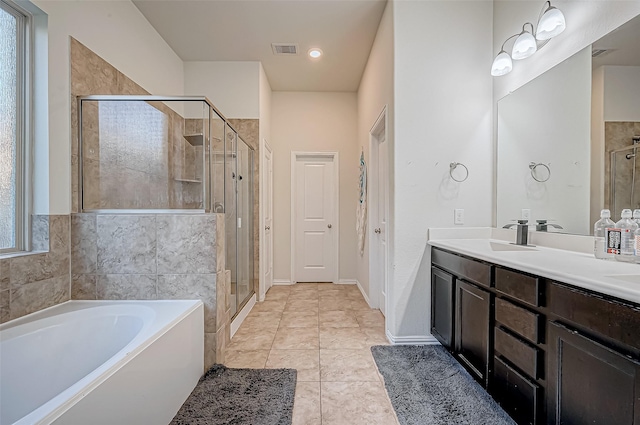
495, 327, 540, 379
495, 297, 541, 343
432, 248, 491, 288
495, 268, 541, 307
548, 282, 640, 351
493, 356, 540, 425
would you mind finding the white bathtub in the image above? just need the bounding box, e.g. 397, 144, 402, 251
0, 300, 204, 425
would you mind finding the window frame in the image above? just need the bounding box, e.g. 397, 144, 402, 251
1, 0, 32, 255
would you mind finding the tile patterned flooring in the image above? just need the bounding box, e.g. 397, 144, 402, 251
225, 283, 399, 425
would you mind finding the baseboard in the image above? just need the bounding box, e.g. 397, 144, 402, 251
385, 330, 440, 345
273, 279, 293, 286
354, 280, 372, 307
337, 279, 357, 285
230, 294, 256, 338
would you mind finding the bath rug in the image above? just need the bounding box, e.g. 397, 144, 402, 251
171, 364, 297, 425
371, 345, 516, 425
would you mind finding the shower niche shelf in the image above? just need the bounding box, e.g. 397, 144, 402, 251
183, 133, 207, 146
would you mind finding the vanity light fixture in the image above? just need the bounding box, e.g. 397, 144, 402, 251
512, 23, 537, 60
491, 1, 566, 76
308, 48, 323, 59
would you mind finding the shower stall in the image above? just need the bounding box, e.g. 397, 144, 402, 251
78, 95, 254, 318
610, 136, 640, 220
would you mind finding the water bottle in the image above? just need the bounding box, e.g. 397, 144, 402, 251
594, 209, 615, 260
614, 209, 637, 263
634, 209, 640, 226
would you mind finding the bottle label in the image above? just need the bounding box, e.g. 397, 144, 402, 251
635, 235, 640, 257
606, 228, 621, 254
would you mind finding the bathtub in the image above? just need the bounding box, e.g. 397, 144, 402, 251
0, 300, 204, 425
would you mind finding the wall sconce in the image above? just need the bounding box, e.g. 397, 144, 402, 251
491, 1, 566, 76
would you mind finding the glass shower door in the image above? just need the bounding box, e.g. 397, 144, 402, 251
611, 146, 640, 220
224, 124, 238, 317
236, 138, 254, 311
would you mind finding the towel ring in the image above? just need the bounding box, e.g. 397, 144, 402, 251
529, 162, 550, 182
449, 162, 469, 183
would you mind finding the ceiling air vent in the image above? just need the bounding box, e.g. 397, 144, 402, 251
272, 43, 299, 56
592, 48, 615, 58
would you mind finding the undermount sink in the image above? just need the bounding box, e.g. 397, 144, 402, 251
489, 242, 538, 252
605, 275, 640, 284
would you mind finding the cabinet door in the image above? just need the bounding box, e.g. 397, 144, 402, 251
548, 322, 640, 425
431, 267, 454, 349
455, 280, 491, 386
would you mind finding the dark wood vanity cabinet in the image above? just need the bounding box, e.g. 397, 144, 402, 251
455, 280, 490, 386
430, 246, 640, 425
547, 322, 640, 425
431, 267, 455, 349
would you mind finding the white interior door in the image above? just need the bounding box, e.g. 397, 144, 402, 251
376, 134, 388, 316
293, 154, 337, 282
263, 143, 273, 293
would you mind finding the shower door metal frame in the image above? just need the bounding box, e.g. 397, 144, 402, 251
77, 95, 238, 214
610, 145, 639, 218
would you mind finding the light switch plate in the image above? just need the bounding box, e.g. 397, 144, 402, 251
454, 209, 464, 225
522, 209, 531, 221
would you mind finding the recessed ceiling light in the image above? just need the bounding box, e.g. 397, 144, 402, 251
308, 48, 323, 59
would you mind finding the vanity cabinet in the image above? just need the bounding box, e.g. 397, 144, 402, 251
455, 280, 490, 386
431, 267, 455, 349
430, 246, 640, 425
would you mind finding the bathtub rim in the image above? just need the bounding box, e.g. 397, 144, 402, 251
1, 300, 204, 425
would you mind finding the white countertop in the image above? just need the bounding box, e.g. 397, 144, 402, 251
428, 228, 640, 305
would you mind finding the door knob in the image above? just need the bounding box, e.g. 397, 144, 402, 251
375, 228, 381, 234
328, 224, 332, 229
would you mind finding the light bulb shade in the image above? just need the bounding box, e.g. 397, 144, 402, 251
512, 31, 537, 60
491, 51, 513, 76
536, 7, 566, 40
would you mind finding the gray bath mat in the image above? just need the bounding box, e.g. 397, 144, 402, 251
371, 345, 515, 425
171, 364, 297, 425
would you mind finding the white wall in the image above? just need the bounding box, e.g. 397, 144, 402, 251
603, 66, 640, 121
258, 63, 272, 300
356, 2, 394, 298
591, 65, 605, 227
32, 0, 184, 214
271, 92, 358, 283
493, 1, 640, 100
184, 61, 260, 119
390, 1, 494, 341
497, 47, 592, 235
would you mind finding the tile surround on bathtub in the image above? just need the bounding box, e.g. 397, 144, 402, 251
96, 215, 157, 274
96, 274, 158, 300
156, 215, 217, 274
157, 274, 217, 332
71, 214, 97, 274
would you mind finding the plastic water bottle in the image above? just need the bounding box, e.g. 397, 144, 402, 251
614, 209, 637, 263
634, 209, 640, 226
594, 209, 615, 260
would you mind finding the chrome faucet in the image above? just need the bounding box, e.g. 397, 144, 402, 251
535, 220, 563, 232
503, 220, 529, 245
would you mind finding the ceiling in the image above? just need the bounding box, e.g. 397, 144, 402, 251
592, 13, 640, 68
132, 0, 387, 92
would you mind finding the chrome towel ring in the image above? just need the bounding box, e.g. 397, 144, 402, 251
529, 162, 551, 182
449, 162, 469, 182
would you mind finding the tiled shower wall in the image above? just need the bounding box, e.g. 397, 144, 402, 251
604, 121, 640, 214
72, 38, 202, 211
70, 213, 229, 369
0, 216, 70, 323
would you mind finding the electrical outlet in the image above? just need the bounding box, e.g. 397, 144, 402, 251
522, 209, 531, 221
454, 209, 464, 225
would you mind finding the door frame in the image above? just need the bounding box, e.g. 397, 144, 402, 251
261, 140, 274, 299
290, 151, 340, 284
368, 106, 389, 313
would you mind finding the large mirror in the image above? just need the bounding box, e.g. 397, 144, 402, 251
496, 14, 640, 235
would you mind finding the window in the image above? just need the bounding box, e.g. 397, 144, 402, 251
0, 0, 30, 253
